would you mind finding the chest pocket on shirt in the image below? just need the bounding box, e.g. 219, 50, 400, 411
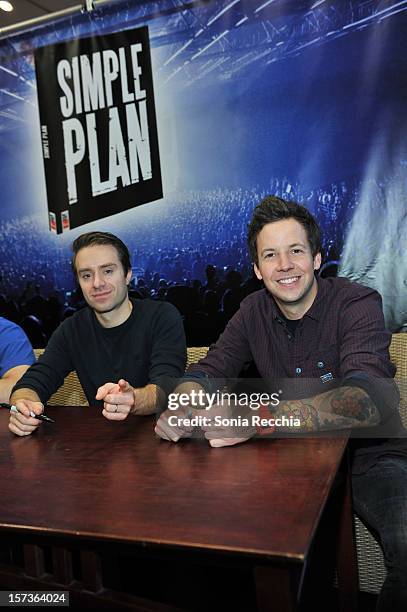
305, 346, 340, 382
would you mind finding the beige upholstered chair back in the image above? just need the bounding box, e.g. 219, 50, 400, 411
390, 333, 407, 378
186, 346, 209, 369
389, 332, 407, 426
34, 349, 88, 406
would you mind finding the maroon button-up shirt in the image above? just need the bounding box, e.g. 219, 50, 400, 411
188, 277, 404, 465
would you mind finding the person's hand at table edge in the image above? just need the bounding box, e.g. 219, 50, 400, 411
200, 402, 257, 448
8, 389, 44, 437
155, 380, 207, 442
155, 405, 199, 442
96, 380, 162, 420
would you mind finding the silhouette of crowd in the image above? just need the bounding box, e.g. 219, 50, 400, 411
0, 181, 353, 347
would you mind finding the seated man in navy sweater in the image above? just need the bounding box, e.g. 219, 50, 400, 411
9, 231, 186, 436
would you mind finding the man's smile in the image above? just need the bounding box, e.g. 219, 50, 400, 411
92, 291, 112, 299
276, 276, 301, 285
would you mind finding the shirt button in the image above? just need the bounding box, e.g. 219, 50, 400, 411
287, 334, 292, 340
317, 361, 324, 368
295, 367, 302, 375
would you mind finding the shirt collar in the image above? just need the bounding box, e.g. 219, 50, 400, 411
303, 276, 327, 321
268, 275, 327, 322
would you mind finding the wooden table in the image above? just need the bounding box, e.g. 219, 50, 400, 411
0, 407, 358, 611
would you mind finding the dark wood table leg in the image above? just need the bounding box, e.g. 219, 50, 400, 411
52, 547, 73, 585
80, 549, 103, 593
336, 452, 359, 612
23, 544, 45, 578
255, 565, 300, 612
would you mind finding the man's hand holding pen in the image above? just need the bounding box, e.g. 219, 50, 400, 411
8, 399, 46, 437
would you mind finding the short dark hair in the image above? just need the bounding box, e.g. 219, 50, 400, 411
247, 195, 322, 265
71, 231, 132, 275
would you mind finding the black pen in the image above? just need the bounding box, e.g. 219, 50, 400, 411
0, 403, 55, 423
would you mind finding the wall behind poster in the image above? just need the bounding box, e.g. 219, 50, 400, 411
0, 0, 406, 330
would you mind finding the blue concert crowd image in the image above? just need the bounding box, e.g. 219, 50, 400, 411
0, 0, 406, 346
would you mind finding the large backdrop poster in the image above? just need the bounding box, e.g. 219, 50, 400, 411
35, 26, 162, 233
0, 0, 406, 330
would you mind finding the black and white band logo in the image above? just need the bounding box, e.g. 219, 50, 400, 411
35, 27, 162, 233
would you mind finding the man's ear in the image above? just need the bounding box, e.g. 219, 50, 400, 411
126, 269, 132, 285
254, 263, 263, 281
313, 252, 322, 271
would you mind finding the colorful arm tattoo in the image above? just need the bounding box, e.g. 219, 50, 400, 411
271, 386, 380, 432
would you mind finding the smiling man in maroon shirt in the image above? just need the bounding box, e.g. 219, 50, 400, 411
156, 196, 407, 611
